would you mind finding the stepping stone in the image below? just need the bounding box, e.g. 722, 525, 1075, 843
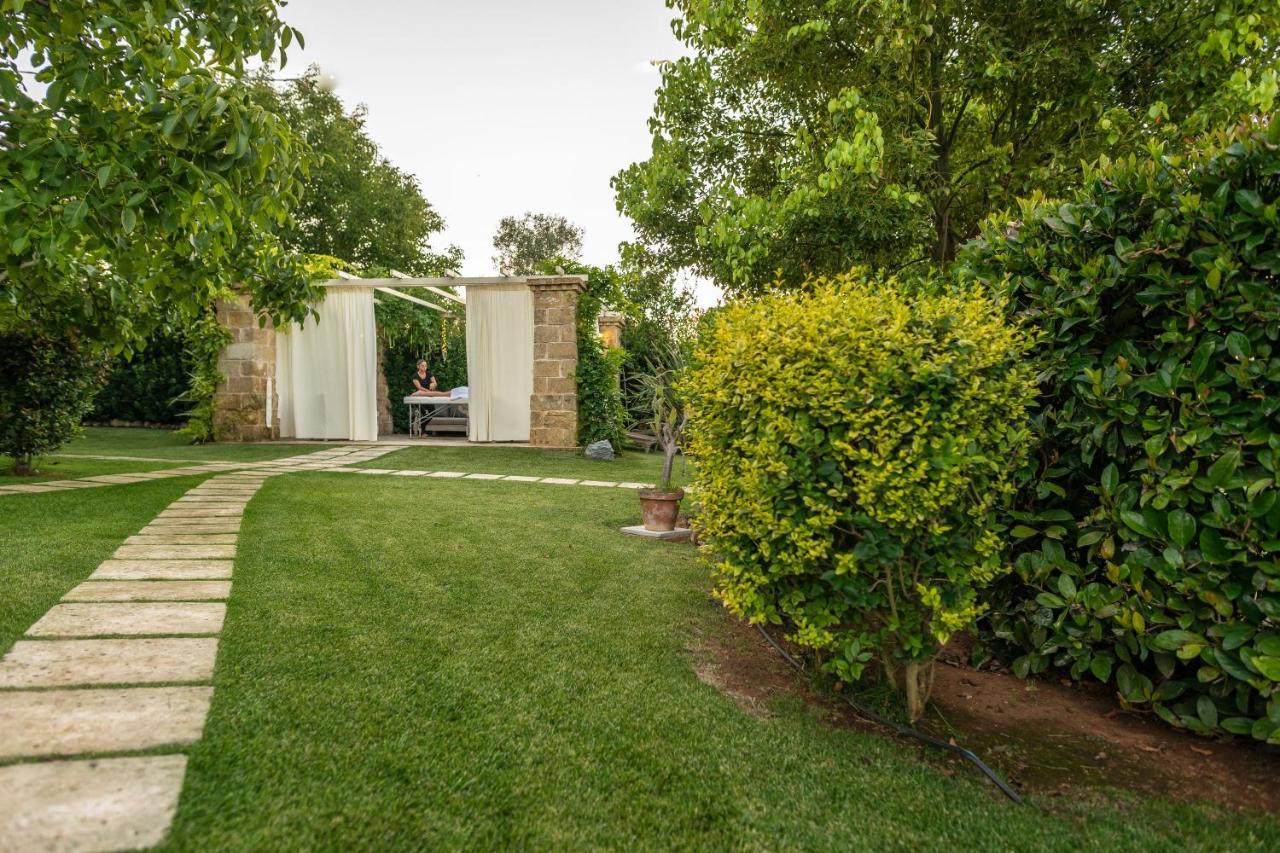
427, 471, 466, 478
175, 494, 250, 503
540, 478, 580, 485
0, 687, 213, 758
0, 638, 218, 688
1, 483, 66, 493
91, 560, 233, 580
390, 470, 427, 476
579, 480, 619, 487
63, 581, 231, 602
464, 473, 504, 480
0, 755, 187, 852
356, 469, 393, 475
326, 466, 363, 473
616, 482, 649, 489
187, 486, 260, 493
126, 534, 238, 545
145, 515, 241, 527
112, 544, 235, 560
81, 475, 152, 484
44, 480, 105, 489
155, 507, 243, 518
502, 475, 542, 482
27, 603, 226, 636
136, 523, 240, 536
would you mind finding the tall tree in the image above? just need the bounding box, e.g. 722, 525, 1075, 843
0, 0, 317, 351
251, 67, 462, 275
614, 0, 1280, 296
492, 212, 583, 275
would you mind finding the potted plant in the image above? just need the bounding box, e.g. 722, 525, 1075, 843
633, 366, 688, 531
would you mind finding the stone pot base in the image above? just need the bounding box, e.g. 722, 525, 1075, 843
620, 525, 693, 542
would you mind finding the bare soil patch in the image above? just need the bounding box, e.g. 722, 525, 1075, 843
693, 611, 1280, 813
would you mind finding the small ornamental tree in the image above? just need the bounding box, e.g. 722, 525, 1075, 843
959, 119, 1280, 740
0, 332, 109, 474
688, 273, 1035, 720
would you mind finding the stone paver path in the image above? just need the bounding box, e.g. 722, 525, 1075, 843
0, 444, 399, 852
0, 441, 657, 850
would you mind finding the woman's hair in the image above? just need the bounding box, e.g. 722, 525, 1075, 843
416, 359, 427, 368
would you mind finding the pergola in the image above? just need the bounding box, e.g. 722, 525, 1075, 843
211, 274, 588, 449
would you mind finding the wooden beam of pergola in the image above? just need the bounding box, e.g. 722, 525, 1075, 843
389, 269, 466, 305
373, 286, 451, 314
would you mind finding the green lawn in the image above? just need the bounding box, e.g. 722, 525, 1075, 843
59, 427, 320, 462
163, 473, 1273, 849
354, 444, 678, 483
0, 477, 205, 654
0, 456, 187, 486
1, 447, 1276, 849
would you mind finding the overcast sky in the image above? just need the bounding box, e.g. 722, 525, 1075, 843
277, 0, 717, 305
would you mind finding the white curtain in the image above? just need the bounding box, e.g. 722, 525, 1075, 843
466, 284, 533, 442
276, 288, 379, 441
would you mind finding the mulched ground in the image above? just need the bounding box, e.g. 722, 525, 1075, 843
692, 611, 1280, 814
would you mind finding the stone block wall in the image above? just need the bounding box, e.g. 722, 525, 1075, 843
528, 277, 585, 449
212, 297, 278, 442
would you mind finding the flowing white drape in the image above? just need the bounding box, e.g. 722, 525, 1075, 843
466, 284, 533, 442
276, 288, 379, 441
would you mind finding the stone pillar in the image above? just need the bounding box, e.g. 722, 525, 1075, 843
212, 297, 278, 442
597, 312, 625, 348
528, 276, 586, 449
375, 341, 393, 437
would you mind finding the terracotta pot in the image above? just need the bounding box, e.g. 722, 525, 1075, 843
638, 488, 684, 532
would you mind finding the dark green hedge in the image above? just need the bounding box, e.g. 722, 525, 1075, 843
91, 332, 191, 424
959, 120, 1280, 740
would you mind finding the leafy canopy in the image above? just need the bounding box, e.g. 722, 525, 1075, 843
250, 67, 462, 276
492, 212, 583, 275
614, 0, 1280, 295
0, 0, 316, 352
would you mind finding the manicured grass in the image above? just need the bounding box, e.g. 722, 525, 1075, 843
354, 444, 678, 483
0, 477, 205, 655
61, 427, 319, 462
160, 472, 1278, 850
0, 456, 185, 486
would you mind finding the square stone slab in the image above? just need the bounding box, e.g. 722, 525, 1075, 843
126, 534, 238, 545
63, 581, 231, 602
427, 471, 466, 478
620, 525, 694, 542
0, 687, 213, 758
136, 523, 240, 536
0, 638, 219, 688
616, 482, 650, 489
464, 473, 505, 480
0, 755, 187, 852
580, 480, 620, 488
27, 603, 226, 637
502, 475, 542, 482
80, 475, 152, 484
1, 483, 66, 493
91, 560, 233, 580
112, 544, 235, 560
390, 470, 428, 476
540, 477, 581, 485
186, 487, 260, 494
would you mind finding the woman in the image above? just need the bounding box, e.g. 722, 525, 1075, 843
410, 359, 448, 397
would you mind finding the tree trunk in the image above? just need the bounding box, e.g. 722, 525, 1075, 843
902, 661, 935, 723
14, 453, 33, 476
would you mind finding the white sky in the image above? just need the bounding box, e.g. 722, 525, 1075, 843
278, 0, 719, 306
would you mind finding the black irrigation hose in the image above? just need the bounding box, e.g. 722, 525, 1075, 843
754, 624, 1024, 805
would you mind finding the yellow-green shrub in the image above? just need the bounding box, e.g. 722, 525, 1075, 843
687, 273, 1036, 719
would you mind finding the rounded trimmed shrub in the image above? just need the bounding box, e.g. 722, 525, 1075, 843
687, 272, 1035, 719
959, 119, 1280, 740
